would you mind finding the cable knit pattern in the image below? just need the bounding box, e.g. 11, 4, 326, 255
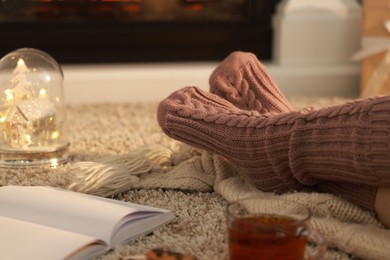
209, 51, 294, 113
157, 87, 390, 195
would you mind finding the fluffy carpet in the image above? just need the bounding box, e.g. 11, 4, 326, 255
1, 95, 389, 260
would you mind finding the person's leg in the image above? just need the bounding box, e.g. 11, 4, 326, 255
208, 51, 380, 215
157, 86, 390, 190
375, 186, 390, 227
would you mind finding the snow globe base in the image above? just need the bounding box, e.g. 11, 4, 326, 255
0, 142, 70, 167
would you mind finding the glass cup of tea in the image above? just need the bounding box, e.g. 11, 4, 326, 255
226, 197, 326, 260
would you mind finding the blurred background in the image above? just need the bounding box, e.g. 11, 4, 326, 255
0, 0, 365, 103
0, 0, 277, 63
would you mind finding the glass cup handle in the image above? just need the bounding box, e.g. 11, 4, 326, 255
301, 229, 327, 260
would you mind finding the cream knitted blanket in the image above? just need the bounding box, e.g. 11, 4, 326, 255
1, 97, 389, 260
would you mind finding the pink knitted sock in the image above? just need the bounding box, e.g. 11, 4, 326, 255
208, 55, 380, 212
209, 51, 293, 113
157, 87, 390, 195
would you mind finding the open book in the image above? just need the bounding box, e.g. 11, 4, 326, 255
0, 185, 175, 260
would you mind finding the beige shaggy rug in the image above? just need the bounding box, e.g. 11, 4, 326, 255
1, 96, 390, 260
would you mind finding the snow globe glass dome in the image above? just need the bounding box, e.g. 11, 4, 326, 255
0, 48, 69, 167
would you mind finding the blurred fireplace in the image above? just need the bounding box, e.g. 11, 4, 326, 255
0, 0, 281, 63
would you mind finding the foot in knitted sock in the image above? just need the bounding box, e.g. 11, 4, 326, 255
157, 86, 302, 192
158, 86, 390, 191
209, 51, 294, 113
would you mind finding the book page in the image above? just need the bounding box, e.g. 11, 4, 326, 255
0, 186, 165, 243
0, 215, 106, 260
112, 211, 176, 246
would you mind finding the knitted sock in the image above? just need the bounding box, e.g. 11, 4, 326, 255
209, 51, 294, 113
208, 56, 380, 213
157, 86, 390, 194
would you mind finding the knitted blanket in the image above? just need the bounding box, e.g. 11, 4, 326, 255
2, 97, 389, 260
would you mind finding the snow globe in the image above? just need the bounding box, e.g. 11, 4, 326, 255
0, 48, 69, 167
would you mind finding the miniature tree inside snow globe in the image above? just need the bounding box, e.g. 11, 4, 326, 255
0, 48, 69, 167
